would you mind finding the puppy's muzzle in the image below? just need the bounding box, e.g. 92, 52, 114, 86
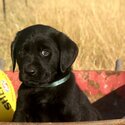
24, 65, 38, 76
20, 64, 50, 86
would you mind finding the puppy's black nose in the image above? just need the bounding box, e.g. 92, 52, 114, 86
25, 66, 37, 76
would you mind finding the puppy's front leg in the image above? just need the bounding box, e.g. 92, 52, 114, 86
12, 110, 26, 122
13, 85, 28, 122
12, 96, 27, 122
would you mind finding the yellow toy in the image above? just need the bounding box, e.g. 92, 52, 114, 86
0, 70, 16, 121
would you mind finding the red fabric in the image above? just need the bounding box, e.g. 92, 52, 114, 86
5, 71, 125, 98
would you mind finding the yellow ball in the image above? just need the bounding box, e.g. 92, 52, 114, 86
0, 70, 16, 121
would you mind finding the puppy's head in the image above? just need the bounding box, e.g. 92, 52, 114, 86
11, 24, 78, 87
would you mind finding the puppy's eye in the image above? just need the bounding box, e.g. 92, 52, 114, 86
40, 49, 50, 57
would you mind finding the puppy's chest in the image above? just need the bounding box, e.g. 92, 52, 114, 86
26, 91, 55, 109
24, 90, 63, 121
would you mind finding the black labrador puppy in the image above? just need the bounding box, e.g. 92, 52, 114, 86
11, 24, 101, 122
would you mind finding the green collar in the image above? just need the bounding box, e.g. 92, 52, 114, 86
40, 74, 70, 88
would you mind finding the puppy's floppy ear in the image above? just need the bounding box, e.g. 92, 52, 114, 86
11, 41, 16, 72
57, 32, 78, 72
11, 32, 20, 71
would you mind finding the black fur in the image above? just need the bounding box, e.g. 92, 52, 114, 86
11, 24, 101, 122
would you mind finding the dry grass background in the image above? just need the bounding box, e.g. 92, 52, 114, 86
0, 0, 125, 70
